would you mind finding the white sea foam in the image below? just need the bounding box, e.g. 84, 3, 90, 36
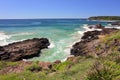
48, 42, 55, 48
10, 32, 34, 37
105, 25, 120, 29
0, 32, 28, 46
0, 31, 11, 46
106, 23, 120, 29
83, 25, 102, 32
0, 31, 10, 40
77, 31, 84, 35
0, 32, 34, 46
64, 45, 71, 56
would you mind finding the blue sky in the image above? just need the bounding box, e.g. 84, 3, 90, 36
0, 0, 120, 19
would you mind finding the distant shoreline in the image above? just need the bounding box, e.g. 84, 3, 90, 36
88, 16, 120, 21
87, 19, 119, 22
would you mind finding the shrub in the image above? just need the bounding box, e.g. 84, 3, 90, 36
86, 52, 120, 80
53, 61, 72, 71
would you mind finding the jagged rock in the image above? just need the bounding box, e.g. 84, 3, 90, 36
71, 25, 118, 56
71, 41, 87, 56
89, 24, 104, 29
0, 38, 50, 61
111, 22, 120, 26
81, 30, 101, 42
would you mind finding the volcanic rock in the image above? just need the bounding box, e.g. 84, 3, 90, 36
71, 25, 118, 56
0, 38, 50, 61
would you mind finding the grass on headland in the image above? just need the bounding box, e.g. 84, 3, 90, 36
86, 52, 120, 80
0, 57, 95, 80
86, 30, 120, 80
0, 61, 19, 70
103, 31, 120, 43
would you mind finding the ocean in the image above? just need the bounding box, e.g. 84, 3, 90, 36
0, 19, 108, 62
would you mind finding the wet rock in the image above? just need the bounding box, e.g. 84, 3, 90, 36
111, 22, 120, 26
0, 38, 50, 61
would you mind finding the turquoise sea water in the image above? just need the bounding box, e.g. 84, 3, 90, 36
0, 19, 108, 62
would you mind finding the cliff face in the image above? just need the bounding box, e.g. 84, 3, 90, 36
71, 25, 119, 57
0, 38, 50, 61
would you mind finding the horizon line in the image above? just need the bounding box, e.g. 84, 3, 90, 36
0, 18, 88, 20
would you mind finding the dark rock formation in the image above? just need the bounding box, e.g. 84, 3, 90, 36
81, 30, 101, 42
0, 38, 50, 61
71, 25, 118, 56
71, 30, 100, 56
89, 24, 104, 29
71, 41, 87, 56
111, 22, 120, 26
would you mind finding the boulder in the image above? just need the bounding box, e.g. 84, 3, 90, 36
0, 38, 50, 61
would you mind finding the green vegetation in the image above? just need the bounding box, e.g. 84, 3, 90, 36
53, 61, 73, 71
88, 16, 120, 20
0, 57, 94, 80
86, 52, 120, 80
103, 31, 120, 42
0, 61, 19, 70
86, 31, 120, 80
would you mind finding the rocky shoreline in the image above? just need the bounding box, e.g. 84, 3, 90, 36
0, 23, 120, 74
71, 24, 119, 56
0, 38, 50, 61
0, 24, 119, 62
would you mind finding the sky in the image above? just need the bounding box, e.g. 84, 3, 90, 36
0, 0, 120, 19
